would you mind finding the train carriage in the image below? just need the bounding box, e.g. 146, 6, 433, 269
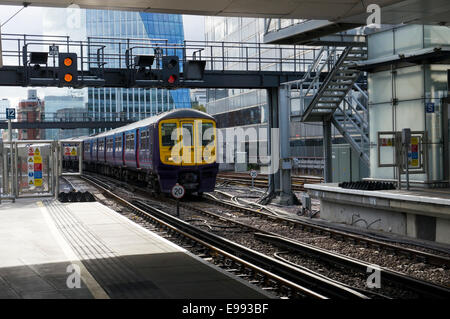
79, 109, 218, 195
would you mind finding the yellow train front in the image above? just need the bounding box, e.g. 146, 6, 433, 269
83, 108, 219, 196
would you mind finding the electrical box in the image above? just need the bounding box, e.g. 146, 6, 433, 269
332, 144, 368, 183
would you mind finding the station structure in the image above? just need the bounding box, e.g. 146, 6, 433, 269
0, 0, 449, 299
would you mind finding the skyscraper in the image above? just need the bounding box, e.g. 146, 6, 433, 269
85, 10, 191, 131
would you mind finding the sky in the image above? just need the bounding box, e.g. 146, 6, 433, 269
0, 5, 205, 108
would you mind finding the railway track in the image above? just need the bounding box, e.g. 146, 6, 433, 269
75, 174, 450, 298
163, 195, 450, 298
216, 172, 322, 191
207, 190, 450, 269
78, 174, 369, 299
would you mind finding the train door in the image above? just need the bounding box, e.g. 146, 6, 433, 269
181, 121, 195, 165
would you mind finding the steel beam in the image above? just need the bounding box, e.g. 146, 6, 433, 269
323, 120, 333, 183
0, 66, 325, 89
268, 87, 280, 194
278, 87, 292, 203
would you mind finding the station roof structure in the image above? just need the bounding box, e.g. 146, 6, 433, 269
0, 0, 449, 25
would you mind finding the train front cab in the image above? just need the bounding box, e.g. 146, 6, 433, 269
157, 118, 218, 194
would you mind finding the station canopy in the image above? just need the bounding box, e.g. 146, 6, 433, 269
0, 0, 449, 25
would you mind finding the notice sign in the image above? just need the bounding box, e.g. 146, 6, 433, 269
380, 138, 394, 147
408, 137, 420, 168
28, 146, 43, 187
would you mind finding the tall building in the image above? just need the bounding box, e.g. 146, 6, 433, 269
204, 17, 341, 174
0, 98, 11, 117
18, 90, 45, 140
44, 94, 88, 140
85, 10, 191, 132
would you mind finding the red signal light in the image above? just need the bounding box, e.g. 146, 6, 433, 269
168, 75, 177, 84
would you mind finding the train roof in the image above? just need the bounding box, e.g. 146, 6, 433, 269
88, 109, 215, 140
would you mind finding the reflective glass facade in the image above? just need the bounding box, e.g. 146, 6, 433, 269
204, 17, 336, 169
86, 10, 191, 129
367, 24, 450, 183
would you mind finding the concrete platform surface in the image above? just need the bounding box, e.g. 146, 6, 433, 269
0, 198, 271, 299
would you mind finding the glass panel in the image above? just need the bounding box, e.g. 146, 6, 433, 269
424, 25, 450, 47
394, 25, 423, 54
395, 65, 424, 101
395, 100, 425, 131
369, 102, 394, 179
424, 64, 450, 97
202, 123, 214, 146
161, 123, 177, 146
182, 123, 194, 146
368, 30, 394, 59
368, 70, 392, 104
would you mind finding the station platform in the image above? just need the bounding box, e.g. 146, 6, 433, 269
0, 198, 272, 299
305, 183, 450, 245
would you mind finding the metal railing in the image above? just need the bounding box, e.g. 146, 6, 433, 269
0, 111, 143, 122
1, 33, 327, 74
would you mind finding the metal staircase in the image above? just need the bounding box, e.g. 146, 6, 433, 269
301, 46, 367, 122
287, 46, 369, 166
332, 83, 369, 165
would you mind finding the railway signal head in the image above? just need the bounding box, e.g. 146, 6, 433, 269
58, 53, 78, 87
162, 55, 180, 87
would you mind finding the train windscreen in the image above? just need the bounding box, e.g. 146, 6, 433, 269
161, 123, 177, 146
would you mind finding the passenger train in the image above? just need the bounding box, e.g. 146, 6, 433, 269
67, 109, 219, 195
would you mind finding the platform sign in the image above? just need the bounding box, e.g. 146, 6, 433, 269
6, 108, 15, 119
380, 138, 394, 147
49, 45, 59, 56
250, 169, 258, 187
425, 102, 435, 113
171, 183, 185, 199
172, 183, 185, 218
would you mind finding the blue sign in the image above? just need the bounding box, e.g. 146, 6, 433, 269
425, 102, 435, 113
34, 171, 42, 179
28, 172, 34, 178
6, 108, 15, 119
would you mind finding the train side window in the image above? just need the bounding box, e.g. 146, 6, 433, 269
161, 123, 177, 147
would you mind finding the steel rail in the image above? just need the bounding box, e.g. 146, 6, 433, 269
206, 193, 450, 268
167, 197, 450, 299
255, 233, 450, 299
80, 174, 367, 299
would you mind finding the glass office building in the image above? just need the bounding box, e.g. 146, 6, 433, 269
86, 10, 191, 129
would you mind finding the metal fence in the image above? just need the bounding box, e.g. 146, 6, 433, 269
1, 33, 330, 74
